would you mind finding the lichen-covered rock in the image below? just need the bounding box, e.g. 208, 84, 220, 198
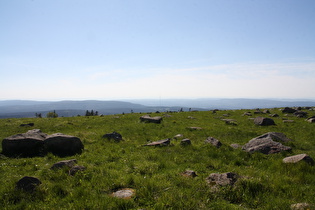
144, 139, 170, 146
206, 172, 238, 186
102, 132, 123, 142
140, 115, 162, 123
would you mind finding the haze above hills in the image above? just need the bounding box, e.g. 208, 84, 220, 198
1, 98, 315, 119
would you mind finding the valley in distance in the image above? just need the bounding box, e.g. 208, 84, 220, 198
0, 98, 315, 119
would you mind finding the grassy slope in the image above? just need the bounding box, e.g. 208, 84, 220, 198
0, 108, 315, 209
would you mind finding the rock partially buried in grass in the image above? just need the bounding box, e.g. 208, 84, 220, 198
182, 170, 197, 178
283, 154, 314, 165
144, 139, 170, 146
206, 172, 238, 187
69, 165, 86, 176
111, 188, 135, 199
180, 139, 191, 146
205, 137, 222, 148
16, 176, 41, 192
187, 127, 202, 130
102, 131, 123, 142
291, 203, 313, 210
50, 159, 77, 170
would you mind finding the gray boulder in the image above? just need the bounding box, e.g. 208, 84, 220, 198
254, 117, 276, 126
69, 165, 86, 176
242, 132, 292, 154
44, 133, 84, 157
2, 129, 47, 157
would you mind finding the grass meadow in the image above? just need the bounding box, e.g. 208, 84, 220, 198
0, 108, 315, 209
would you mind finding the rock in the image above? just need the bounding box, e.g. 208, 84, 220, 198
307, 116, 315, 123
145, 139, 170, 146
283, 154, 314, 165
111, 188, 135, 199
263, 110, 270, 114
242, 112, 252, 116
206, 172, 238, 186
242, 132, 292, 154
140, 115, 162, 123
294, 111, 308, 118
230, 143, 242, 149
16, 176, 41, 192
51, 159, 77, 170
180, 139, 191, 146
182, 170, 197, 178
19, 123, 34, 127
222, 119, 237, 125
44, 133, 84, 157
174, 134, 184, 139
254, 117, 276, 126
291, 203, 312, 210
102, 132, 123, 142
282, 107, 297, 113
205, 137, 222, 148
69, 165, 86, 176
2, 129, 47, 157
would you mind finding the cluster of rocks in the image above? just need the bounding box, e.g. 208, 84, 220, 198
2, 129, 84, 157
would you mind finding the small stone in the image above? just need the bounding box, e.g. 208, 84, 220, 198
180, 139, 191, 146
182, 170, 197, 178
291, 203, 312, 210
205, 137, 222, 148
206, 172, 238, 187
51, 159, 77, 170
112, 188, 135, 199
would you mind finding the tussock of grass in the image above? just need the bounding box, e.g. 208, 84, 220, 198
0, 108, 315, 209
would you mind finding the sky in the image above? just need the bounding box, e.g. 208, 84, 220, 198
1, 0, 315, 101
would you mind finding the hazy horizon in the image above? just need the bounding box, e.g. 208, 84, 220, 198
1, 0, 315, 101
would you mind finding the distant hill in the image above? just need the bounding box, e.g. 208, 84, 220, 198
0, 98, 314, 118
126, 98, 315, 110
0, 100, 199, 118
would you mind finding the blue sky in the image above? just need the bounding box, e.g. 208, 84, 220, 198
1, 0, 315, 100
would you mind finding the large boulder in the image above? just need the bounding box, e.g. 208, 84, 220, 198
254, 117, 276, 126
2, 129, 47, 157
44, 133, 84, 157
242, 132, 292, 154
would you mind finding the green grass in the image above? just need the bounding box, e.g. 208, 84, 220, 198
0, 108, 315, 209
